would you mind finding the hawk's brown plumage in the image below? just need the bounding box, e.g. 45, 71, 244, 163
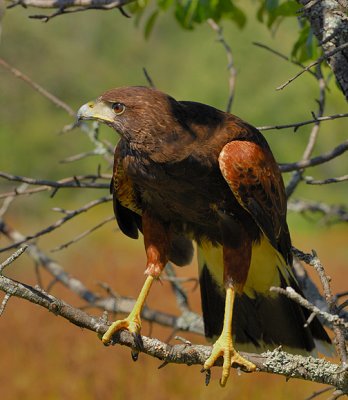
78, 86, 331, 385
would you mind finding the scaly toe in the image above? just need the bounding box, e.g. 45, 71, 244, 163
203, 340, 256, 387
102, 317, 140, 345
231, 352, 256, 372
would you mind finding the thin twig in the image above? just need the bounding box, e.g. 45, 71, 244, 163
285, 65, 325, 197
257, 112, 348, 131
207, 18, 236, 113
288, 199, 348, 223
0, 172, 110, 199
270, 286, 348, 329
311, 250, 348, 365
165, 263, 190, 313
0, 245, 28, 274
6, 0, 135, 21
277, 42, 348, 90
0, 293, 11, 316
0, 183, 28, 216
305, 175, 348, 185
304, 386, 333, 400
50, 215, 115, 252
0, 58, 74, 116
142, 68, 156, 88
253, 41, 315, 74
7, 0, 128, 8
280, 140, 348, 173
0, 195, 112, 253
294, 248, 348, 364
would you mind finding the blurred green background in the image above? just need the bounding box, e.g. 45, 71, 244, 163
0, 2, 347, 399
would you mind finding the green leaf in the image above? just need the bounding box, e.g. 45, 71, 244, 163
274, 1, 301, 16
291, 25, 310, 62
265, 0, 279, 12
226, 4, 247, 29
256, 2, 266, 23
144, 10, 159, 39
157, 0, 173, 11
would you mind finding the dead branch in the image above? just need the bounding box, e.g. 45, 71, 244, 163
305, 175, 348, 185
50, 215, 115, 252
257, 112, 348, 131
294, 247, 348, 363
285, 64, 325, 198
207, 19, 236, 113
0, 271, 347, 391
0, 245, 28, 274
6, 0, 135, 21
279, 139, 348, 173
0, 195, 112, 253
297, 0, 348, 100
0, 172, 111, 199
0, 58, 75, 116
6, 0, 132, 9
270, 286, 348, 329
0, 220, 204, 334
253, 41, 316, 77
288, 199, 348, 223
276, 42, 348, 91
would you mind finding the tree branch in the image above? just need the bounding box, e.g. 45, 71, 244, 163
0, 171, 110, 199
7, 0, 131, 8
257, 112, 348, 132
297, 0, 348, 100
207, 19, 236, 113
0, 271, 347, 391
0, 195, 112, 253
279, 139, 348, 172
6, 0, 135, 20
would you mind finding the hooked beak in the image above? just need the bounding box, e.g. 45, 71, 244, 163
77, 100, 115, 124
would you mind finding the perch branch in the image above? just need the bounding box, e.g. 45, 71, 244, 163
0, 220, 204, 334
0, 272, 347, 391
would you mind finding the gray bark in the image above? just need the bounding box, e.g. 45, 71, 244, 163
298, 0, 348, 100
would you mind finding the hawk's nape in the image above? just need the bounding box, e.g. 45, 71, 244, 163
77, 86, 331, 386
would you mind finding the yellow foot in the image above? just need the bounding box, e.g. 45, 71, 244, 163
204, 335, 256, 387
102, 316, 141, 345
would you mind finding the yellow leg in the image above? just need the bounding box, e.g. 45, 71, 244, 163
203, 287, 256, 386
102, 275, 154, 344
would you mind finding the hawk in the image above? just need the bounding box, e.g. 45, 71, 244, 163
77, 86, 331, 386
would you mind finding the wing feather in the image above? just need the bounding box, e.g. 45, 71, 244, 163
218, 140, 291, 263
112, 142, 142, 239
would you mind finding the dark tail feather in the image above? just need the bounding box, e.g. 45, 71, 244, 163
199, 264, 332, 355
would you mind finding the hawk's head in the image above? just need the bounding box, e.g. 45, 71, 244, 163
77, 86, 180, 142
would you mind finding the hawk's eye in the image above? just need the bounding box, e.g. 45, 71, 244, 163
111, 102, 125, 115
